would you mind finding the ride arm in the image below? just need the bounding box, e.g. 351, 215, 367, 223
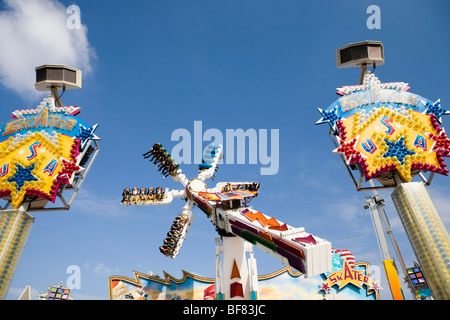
121, 188, 186, 206
168, 200, 194, 258
218, 207, 332, 277
143, 143, 188, 187
197, 144, 223, 181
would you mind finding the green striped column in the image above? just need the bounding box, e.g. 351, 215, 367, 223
391, 182, 450, 300
0, 204, 34, 300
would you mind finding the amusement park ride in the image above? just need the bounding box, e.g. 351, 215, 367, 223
120, 42, 450, 301
121, 143, 332, 300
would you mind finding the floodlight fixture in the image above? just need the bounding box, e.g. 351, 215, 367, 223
336, 41, 384, 84
35, 65, 82, 107
35, 65, 82, 91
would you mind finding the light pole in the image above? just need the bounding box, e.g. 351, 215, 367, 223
0, 65, 100, 299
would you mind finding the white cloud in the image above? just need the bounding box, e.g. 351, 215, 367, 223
92, 263, 116, 276
0, 0, 95, 100
85, 261, 119, 276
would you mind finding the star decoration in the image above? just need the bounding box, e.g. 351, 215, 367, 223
318, 71, 450, 187
320, 282, 331, 293
318, 73, 410, 135
59, 157, 84, 185
7, 163, 38, 191
76, 123, 99, 150
423, 99, 449, 124
382, 136, 416, 165
333, 137, 363, 165
428, 129, 450, 155
336, 260, 366, 289
0, 131, 83, 208
316, 106, 342, 133
11, 96, 81, 119
369, 281, 382, 292
336, 72, 409, 96
321, 259, 377, 291
0, 96, 99, 209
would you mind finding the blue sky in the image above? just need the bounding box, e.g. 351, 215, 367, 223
1, 0, 449, 300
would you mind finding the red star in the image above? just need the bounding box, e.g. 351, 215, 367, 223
429, 129, 450, 155
59, 158, 82, 182
320, 282, 331, 293
334, 137, 360, 165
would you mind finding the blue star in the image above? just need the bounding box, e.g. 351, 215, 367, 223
316, 106, 342, 133
424, 99, 449, 123
383, 137, 416, 165
76, 123, 99, 150
8, 163, 38, 191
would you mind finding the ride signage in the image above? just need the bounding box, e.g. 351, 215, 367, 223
317, 72, 450, 185
0, 96, 99, 209
320, 259, 381, 293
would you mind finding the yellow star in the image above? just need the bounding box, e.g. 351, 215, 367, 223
337, 259, 366, 289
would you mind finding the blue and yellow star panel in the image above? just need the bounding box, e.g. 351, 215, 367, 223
0, 97, 99, 209
317, 73, 450, 183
